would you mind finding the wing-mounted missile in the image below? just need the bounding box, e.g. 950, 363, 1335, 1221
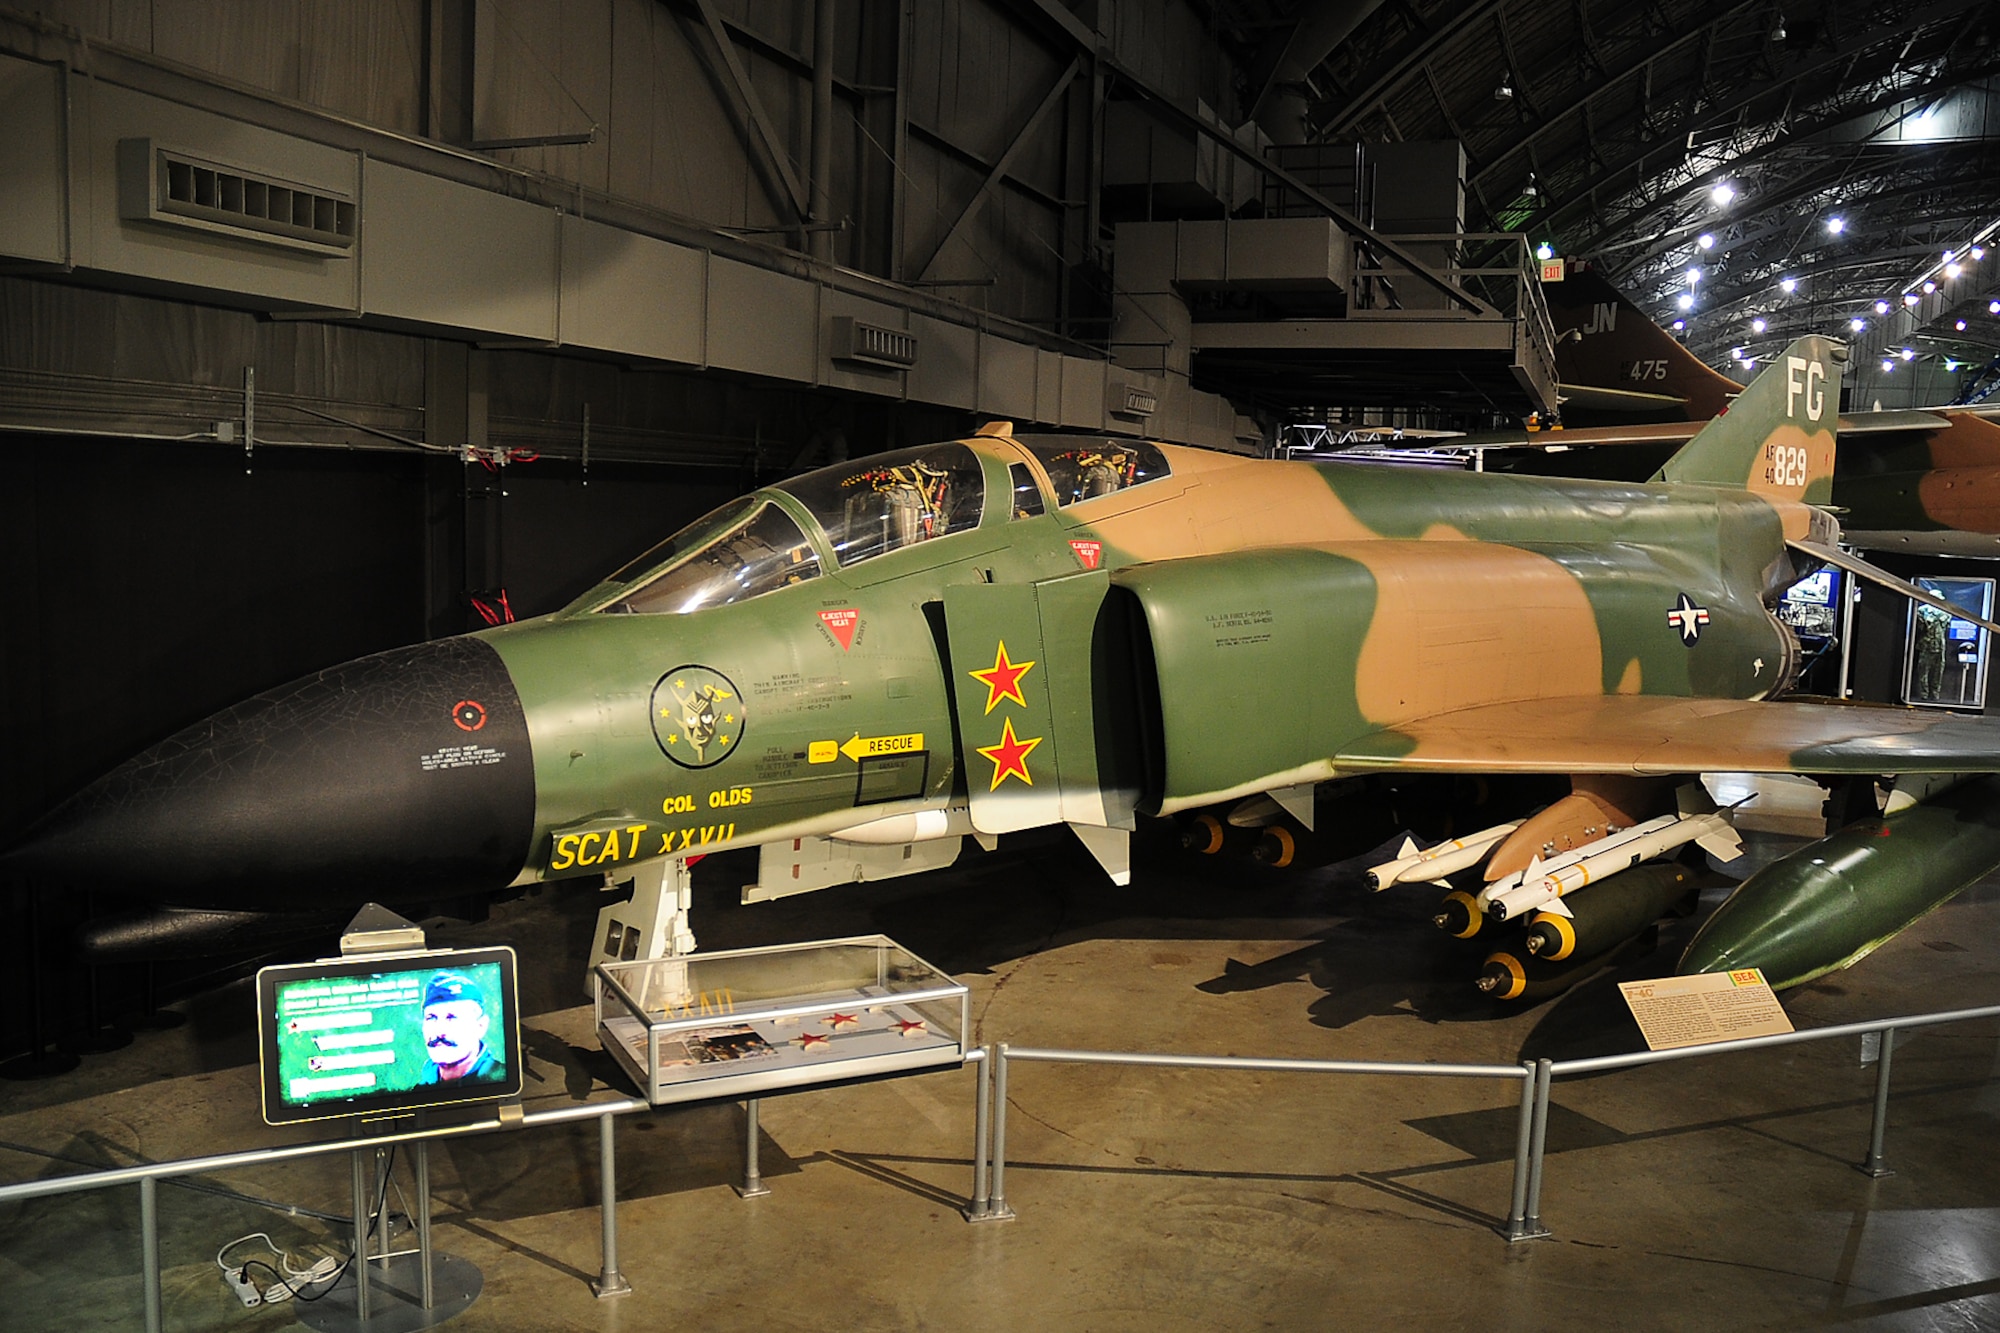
1679, 774, 2000, 988
1365, 820, 1521, 889
1482, 776, 1668, 882
1483, 786, 1742, 923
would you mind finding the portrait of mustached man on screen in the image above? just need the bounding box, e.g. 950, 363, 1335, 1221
417, 971, 505, 1085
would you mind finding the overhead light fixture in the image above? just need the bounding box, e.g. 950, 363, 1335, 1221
1852, 317, 1868, 331
1781, 276, 1799, 293
1772, 15, 1787, 41
1827, 216, 1846, 235
1947, 359, 1961, 371
1698, 233, 1716, 250
1672, 319, 1686, 330
1686, 267, 1702, 284
1712, 183, 1736, 207
1882, 359, 1895, 372
1677, 293, 1695, 310
1991, 299, 2000, 315
1905, 293, 1922, 306
1901, 348, 1916, 361
1947, 263, 1964, 279
1975, 246, 1988, 260
1523, 173, 1538, 198
1957, 319, 1969, 331
1752, 317, 1768, 333
1923, 281, 1938, 294
1495, 79, 1514, 101
1875, 300, 1891, 315
1742, 356, 1755, 367
1536, 241, 1554, 260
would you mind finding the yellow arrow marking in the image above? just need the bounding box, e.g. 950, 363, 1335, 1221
838, 732, 925, 762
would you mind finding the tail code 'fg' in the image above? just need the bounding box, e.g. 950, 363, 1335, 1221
1652, 335, 1844, 503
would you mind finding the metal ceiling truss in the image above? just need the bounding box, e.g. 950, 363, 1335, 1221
1283, 0, 2000, 384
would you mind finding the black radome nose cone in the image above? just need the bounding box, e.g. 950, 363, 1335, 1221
8, 637, 535, 908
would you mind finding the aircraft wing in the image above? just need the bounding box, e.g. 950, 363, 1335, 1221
1333, 695, 2000, 777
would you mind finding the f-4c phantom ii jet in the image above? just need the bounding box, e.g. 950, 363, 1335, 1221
17, 336, 2000, 997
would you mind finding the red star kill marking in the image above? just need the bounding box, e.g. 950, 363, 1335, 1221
892, 1019, 927, 1037
797, 1032, 830, 1050
969, 641, 1035, 714
824, 1011, 858, 1029
977, 716, 1042, 790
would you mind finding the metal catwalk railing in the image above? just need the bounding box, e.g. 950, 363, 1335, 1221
972, 1001, 2000, 1242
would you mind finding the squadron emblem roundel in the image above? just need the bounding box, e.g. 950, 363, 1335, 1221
651, 666, 746, 769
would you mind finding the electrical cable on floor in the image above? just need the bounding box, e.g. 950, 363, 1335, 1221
211, 1146, 401, 1306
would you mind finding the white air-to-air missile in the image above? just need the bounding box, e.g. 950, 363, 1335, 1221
1482, 798, 1742, 923
1364, 820, 1524, 890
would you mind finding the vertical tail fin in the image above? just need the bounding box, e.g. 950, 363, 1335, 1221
1651, 336, 1844, 503
1549, 267, 1742, 420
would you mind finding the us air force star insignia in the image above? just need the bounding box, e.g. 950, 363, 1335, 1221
650, 665, 746, 768
1667, 593, 1711, 646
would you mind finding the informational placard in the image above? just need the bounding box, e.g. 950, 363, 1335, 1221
1618, 968, 1793, 1051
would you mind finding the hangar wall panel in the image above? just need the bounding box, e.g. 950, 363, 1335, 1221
0, 57, 63, 263
1034, 348, 1064, 425
559, 218, 707, 366
1059, 356, 1105, 431
360, 159, 558, 340
909, 313, 977, 410
979, 333, 1037, 422
78, 81, 362, 310
706, 256, 815, 382
40, 0, 426, 134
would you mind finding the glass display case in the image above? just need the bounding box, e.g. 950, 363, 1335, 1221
594, 936, 969, 1106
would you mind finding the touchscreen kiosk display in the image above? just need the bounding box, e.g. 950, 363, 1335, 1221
257, 947, 521, 1125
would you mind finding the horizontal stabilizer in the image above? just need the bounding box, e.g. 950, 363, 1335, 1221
1789, 539, 2000, 637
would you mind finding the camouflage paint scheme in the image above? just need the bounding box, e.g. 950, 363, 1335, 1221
467, 334, 1986, 892
21, 334, 2000, 988
1540, 264, 2000, 557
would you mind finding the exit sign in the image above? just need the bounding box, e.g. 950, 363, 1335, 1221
1540, 258, 1566, 282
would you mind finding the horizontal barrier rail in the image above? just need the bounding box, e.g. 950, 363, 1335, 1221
977, 1044, 1542, 1238
0, 1045, 995, 1332
980, 1001, 2000, 1245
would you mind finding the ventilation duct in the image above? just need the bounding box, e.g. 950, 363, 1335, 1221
830, 316, 918, 369
118, 139, 356, 255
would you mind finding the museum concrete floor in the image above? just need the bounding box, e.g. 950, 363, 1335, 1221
8, 822, 2000, 1332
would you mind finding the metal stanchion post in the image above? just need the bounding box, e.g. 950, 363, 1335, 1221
414, 1136, 435, 1310
1522, 1058, 1554, 1239
351, 1145, 371, 1321
591, 1112, 633, 1298
1859, 1026, 1898, 1178
965, 1047, 992, 1221
1502, 1063, 1537, 1241
376, 1146, 392, 1267
736, 1100, 771, 1198
987, 1044, 1014, 1220
140, 1177, 161, 1333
